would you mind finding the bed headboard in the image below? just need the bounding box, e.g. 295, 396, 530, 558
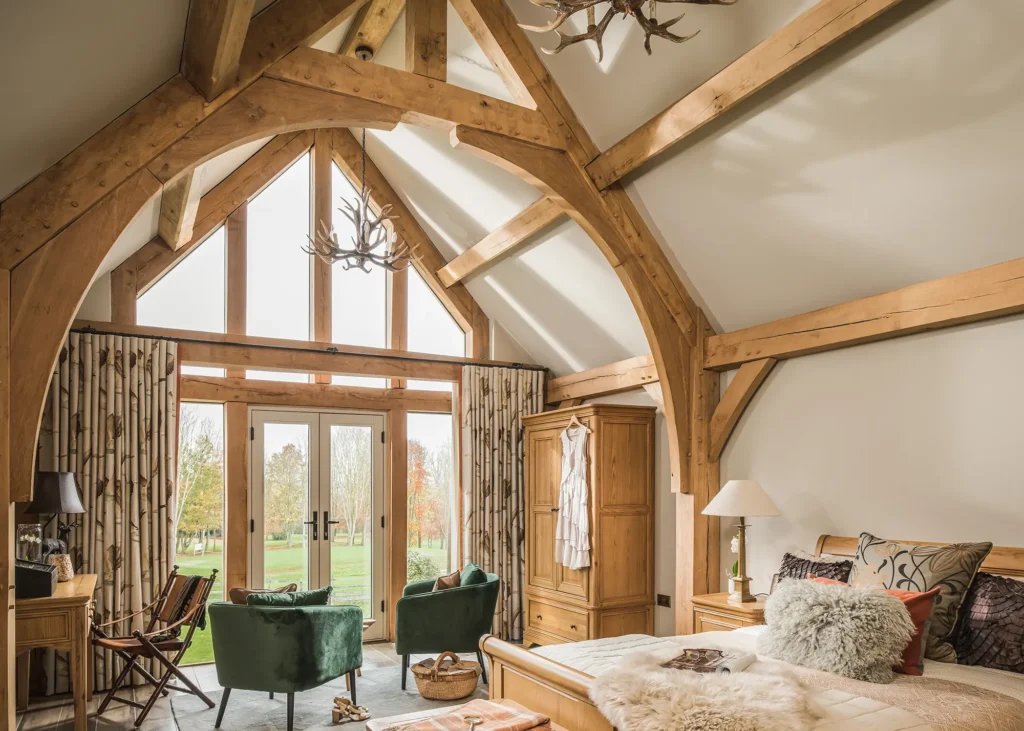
815, 534, 1024, 579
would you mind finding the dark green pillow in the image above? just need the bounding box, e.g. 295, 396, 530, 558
460, 563, 487, 587
246, 586, 333, 607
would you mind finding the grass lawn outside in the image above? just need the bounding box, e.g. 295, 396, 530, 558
176, 542, 449, 665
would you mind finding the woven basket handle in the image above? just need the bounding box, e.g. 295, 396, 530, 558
431, 651, 462, 681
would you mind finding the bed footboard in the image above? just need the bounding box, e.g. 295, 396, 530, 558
480, 635, 613, 731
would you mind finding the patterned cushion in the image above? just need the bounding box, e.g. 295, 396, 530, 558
778, 551, 853, 584
848, 532, 992, 662
954, 573, 1024, 673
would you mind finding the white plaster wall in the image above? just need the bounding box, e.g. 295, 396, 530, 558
720, 318, 1024, 596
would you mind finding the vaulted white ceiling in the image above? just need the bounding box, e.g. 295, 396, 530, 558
4, 0, 1024, 374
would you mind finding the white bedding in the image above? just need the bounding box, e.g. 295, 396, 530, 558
532, 628, 1024, 731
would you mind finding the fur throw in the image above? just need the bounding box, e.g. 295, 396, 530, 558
589, 645, 821, 731
757, 579, 915, 684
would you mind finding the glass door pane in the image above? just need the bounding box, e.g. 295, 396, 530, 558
319, 413, 385, 641
251, 411, 317, 593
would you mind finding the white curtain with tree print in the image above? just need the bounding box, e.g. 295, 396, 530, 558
37, 332, 178, 693
461, 366, 544, 642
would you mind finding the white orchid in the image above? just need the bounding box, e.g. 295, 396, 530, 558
730, 534, 740, 555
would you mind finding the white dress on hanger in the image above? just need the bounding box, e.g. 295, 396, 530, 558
554, 424, 591, 570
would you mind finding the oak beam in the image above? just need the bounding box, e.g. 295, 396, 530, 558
545, 354, 658, 405
438, 197, 564, 287
266, 47, 565, 151
157, 169, 205, 250
406, 0, 447, 80
331, 129, 487, 336
0, 0, 369, 270
182, 375, 452, 412
226, 204, 248, 378
708, 358, 776, 461
73, 319, 529, 372
130, 131, 313, 293
677, 311, 720, 634
181, 0, 257, 102
387, 405, 408, 640
110, 265, 137, 325
312, 130, 333, 383
224, 402, 249, 593
586, 0, 910, 189
388, 267, 408, 388
705, 257, 1024, 370
341, 0, 405, 60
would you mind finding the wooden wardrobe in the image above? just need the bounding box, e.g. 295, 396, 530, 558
521, 404, 656, 646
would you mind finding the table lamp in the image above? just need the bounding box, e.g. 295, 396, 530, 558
26, 471, 85, 552
702, 480, 779, 604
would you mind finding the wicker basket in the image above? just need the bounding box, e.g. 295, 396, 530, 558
410, 651, 481, 700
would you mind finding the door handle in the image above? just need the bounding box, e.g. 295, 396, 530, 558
303, 511, 318, 542
323, 510, 340, 539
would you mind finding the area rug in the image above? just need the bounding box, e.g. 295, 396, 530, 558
171, 665, 488, 731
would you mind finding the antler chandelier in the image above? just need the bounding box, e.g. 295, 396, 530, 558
522, 0, 737, 60
303, 129, 412, 273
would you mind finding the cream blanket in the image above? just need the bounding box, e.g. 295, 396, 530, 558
534, 630, 1024, 731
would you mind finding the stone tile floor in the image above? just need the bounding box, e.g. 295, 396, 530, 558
15, 643, 426, 730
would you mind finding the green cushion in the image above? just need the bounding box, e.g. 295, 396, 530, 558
460, 562, 487, 587
247, 586, 332, 607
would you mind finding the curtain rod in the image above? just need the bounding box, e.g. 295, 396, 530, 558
70, 326, 549, 373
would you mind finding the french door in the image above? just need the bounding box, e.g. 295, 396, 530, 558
250, 408, 386, 641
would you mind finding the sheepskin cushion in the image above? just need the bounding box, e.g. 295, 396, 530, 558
757, 579, 916, 684
590, 645, 821, 731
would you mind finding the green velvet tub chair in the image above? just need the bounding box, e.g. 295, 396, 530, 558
395, 563, 500, 690
208, 595, 363, 731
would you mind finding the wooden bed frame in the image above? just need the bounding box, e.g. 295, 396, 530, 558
481, 534, 1024, 731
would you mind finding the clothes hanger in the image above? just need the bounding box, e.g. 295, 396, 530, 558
566, 413, 591, 433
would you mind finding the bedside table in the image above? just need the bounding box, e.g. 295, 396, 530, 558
691, 592, 766, 633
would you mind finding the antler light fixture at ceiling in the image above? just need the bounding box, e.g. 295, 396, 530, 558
303, 129, 414, 273
522, 0, 737, 60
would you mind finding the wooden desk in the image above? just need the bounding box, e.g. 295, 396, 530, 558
16, 574, 96, 731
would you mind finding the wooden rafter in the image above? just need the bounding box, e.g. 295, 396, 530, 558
181, 0, 257, 102
0, 0, 370, 270
157, 169, 205, 250
586, 0, 910, 189
708, 358, 776, 461
438, 197, 564, 288
265, 47, 565, 151
340, 0, 405, 60
545, 354, 658, 405
225, 203, 248, 378
331, 128, 487, 337
118, 130, 313, 295
705, 257, 1024, 371
406, 0, 447, 81
312, 129, 334, 383
181, 375, 451, 412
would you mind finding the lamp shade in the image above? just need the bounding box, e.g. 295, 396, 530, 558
702, 480, 779, 518
26, 472, 85, 515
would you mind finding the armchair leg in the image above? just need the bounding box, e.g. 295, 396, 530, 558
287, 692, 295, 731
349, 669, 357, 705
269, 692, 274, 700
477, 650, 488, 685
402, 655, 409, 690
215, 688, 231, 729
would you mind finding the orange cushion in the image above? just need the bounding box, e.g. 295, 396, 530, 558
810, 575, 940, 676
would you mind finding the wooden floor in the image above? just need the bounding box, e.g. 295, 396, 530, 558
16, 643, 407, 730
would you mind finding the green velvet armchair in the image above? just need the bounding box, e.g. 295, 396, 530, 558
209, 602, 363, 731
395, 565, 500, 689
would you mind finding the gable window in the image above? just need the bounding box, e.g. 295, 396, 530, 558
331, 163, 386, 388
407, 267, 464, 391
138, 226, 226, 376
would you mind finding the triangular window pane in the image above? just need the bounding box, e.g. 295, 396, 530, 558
408, 267, 464, 391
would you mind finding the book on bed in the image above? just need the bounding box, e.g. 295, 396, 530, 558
661, 648, 756, 675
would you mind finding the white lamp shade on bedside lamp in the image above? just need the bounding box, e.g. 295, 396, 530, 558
702, 480, 780, 518
702, 480, 779, 605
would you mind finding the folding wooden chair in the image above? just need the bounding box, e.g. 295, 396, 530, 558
91, 565, 218, 727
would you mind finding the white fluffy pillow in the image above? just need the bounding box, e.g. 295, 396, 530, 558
757, 579, 915, 684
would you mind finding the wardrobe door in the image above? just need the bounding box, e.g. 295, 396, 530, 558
553, 417, 592, 602
526, 427, 561, 593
